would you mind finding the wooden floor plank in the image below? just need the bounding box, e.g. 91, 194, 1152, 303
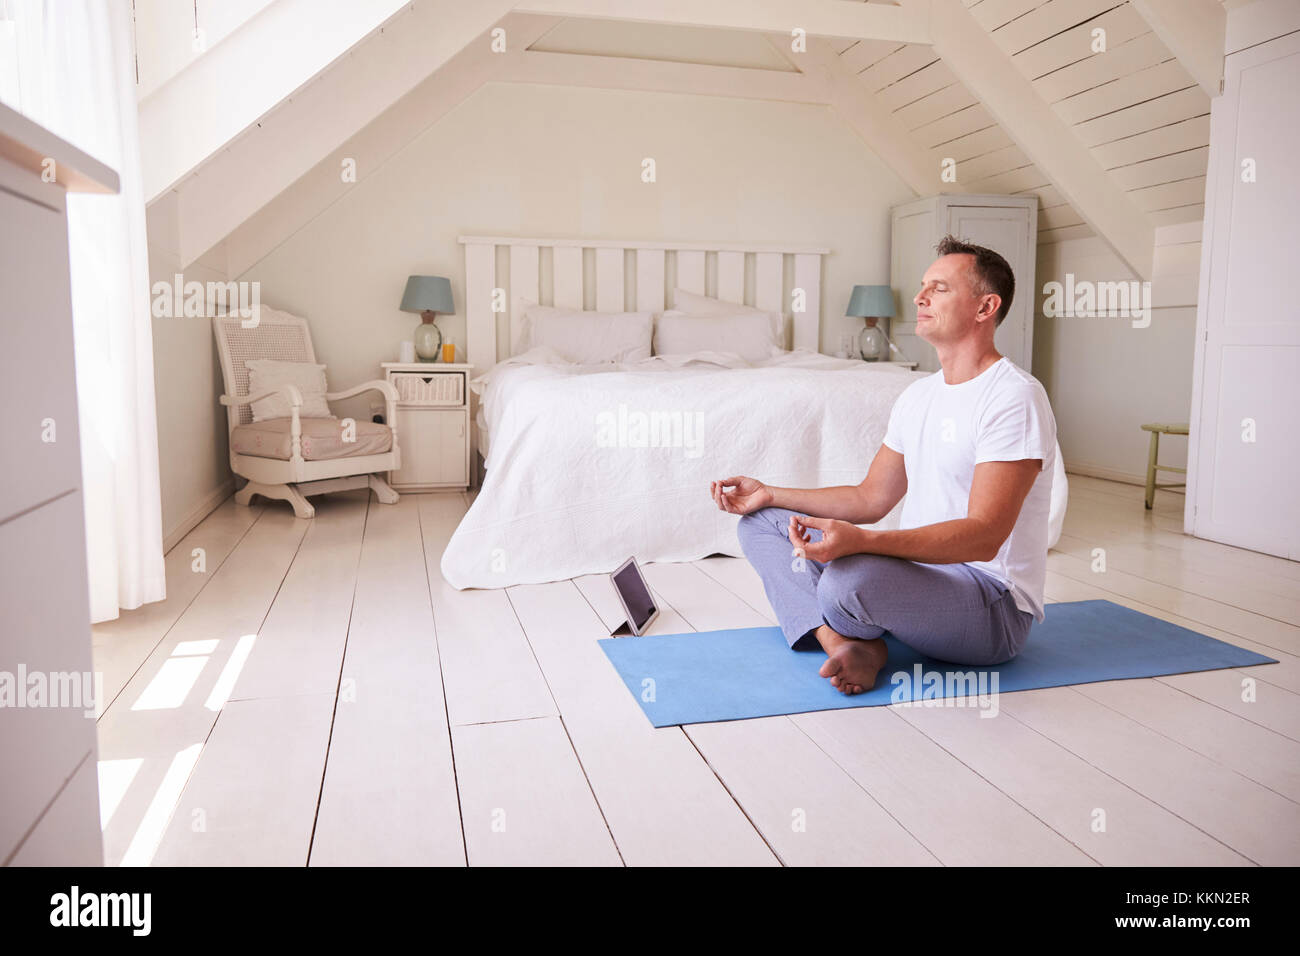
310, 495, 465, 866
1044, 570, 1300, 695
1062, 484, 1300, 585
1073, 677, 1300, 800
693, 555, 776, 621
1047, 550, 1300, 656
507, 580, 778, 865
685, 716, 940, 865
998, 687, 1300, 865
97, 508, 310, 867
892, 701, 1250, 865
794, 706, 1096, 866
1055, 529, 1300, 624
92, 497, 261, 716
451, 716, 623, 866
151, 693, 335, 866
418, 494, 557, 725
230, 492, 368, 700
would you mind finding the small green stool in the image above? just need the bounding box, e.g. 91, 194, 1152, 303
1140, 422, 1189, 509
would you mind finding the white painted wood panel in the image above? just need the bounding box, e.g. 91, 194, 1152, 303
310, 496, 464, 865
95, 510, 310, 866
635, 248, 665, 312
0, 493, 98, 864
0, 183, 81, 520
792, 253, 822, 352
1000, 687, 1300, 865
452, 717, 623, 866
1052, 60, 1191, 125
895, 699, 1248, 864
754, 252, 783, 315
418, 494, 558, 725
464, 241, 496, 367
229, 493, 367, 700
92, 499, 262, 718
675, 249, 705, 296
152, 693, 336, 865
716, 250, 744, 303
1187, 33, 1300, 560
795, 707, 1094, 865
507, 580, 777, 865
509, 243, 540, 355
594, 246, 624, 312
553, 245, 584, 310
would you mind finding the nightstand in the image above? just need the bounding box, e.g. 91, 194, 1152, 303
381, 362, 473, 491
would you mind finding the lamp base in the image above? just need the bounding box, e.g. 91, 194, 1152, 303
414, 318, 443, 362
859, 322, 889, 362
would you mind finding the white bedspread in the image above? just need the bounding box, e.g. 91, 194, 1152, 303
440, 348, 1067, 590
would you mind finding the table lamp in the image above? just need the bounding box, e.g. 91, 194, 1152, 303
400, 275, 454, 362
846, 284, 896, 362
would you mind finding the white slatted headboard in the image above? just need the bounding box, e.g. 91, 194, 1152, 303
458, 235, 831, 367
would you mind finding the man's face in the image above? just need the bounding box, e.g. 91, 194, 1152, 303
913, 253, 995, 346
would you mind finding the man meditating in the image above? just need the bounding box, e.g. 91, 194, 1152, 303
710, 236, 1057, 695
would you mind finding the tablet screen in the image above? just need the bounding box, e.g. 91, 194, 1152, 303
613, 562, 656, 632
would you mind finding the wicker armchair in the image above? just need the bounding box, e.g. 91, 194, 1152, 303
213, 307, 400, 518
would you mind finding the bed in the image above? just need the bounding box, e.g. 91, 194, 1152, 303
440, 235, 1066, 590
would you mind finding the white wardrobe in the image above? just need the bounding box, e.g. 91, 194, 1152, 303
0, 103, 116, 865
1185, 25, 1300, 560
890, 194, 1038, 373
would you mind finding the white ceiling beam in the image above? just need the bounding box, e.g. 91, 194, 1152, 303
917, 0, 1155, 278
221, 14, 560, 277
1130, 0, 1226, 97
787, 37, 943, 197
139, 0, 414, 202
501, 50, 830, 104
172, 0, 519, 268
511, 0, 931, 44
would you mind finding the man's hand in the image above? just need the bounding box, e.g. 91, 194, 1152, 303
711, 476, 774, 515
787, 515, 865, 562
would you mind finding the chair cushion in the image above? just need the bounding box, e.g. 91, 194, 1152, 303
231, 416, 393, 461
245, 359, 333, 421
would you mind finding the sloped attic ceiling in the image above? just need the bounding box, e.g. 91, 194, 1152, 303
140, 0, 1224, 281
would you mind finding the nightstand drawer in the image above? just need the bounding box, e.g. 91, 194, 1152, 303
391, 370, 464, 406
391, 408, 469, 488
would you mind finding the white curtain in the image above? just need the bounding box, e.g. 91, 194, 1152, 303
1, 1, 165, 622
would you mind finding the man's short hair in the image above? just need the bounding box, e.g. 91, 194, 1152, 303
935, 235, 1015, 326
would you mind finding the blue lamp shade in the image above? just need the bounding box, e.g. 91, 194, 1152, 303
845, 284, 895, 318
400, 275, 455, 314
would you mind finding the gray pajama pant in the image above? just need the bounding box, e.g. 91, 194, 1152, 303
737, 507, 1033, 666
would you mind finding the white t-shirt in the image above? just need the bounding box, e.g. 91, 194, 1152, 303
881, 357, 1057, 621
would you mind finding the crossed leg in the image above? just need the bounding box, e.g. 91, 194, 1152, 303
737, 507, 1032, 695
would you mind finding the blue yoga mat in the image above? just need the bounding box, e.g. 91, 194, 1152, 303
598, 599, 1278, 727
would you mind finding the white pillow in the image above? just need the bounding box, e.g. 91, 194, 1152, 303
520, 303, 653, 364
670, 288, 788, 347
654, 310, 781, 363
245, 359, 332, 421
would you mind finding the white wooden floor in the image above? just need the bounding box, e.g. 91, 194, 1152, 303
91, 475, 1300, 866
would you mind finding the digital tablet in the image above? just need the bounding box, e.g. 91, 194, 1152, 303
610, 556, 659, 636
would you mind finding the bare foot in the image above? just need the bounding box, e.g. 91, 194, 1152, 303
819, 638, 888, 696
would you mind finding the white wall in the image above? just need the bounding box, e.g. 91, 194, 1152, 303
232, 82, 913, 422
146, 194, 232, 547
1034, 223, 1202, 484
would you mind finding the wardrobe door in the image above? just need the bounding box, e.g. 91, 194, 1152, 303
1187, 32, 1300, 559
945, 203, 1036, 372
